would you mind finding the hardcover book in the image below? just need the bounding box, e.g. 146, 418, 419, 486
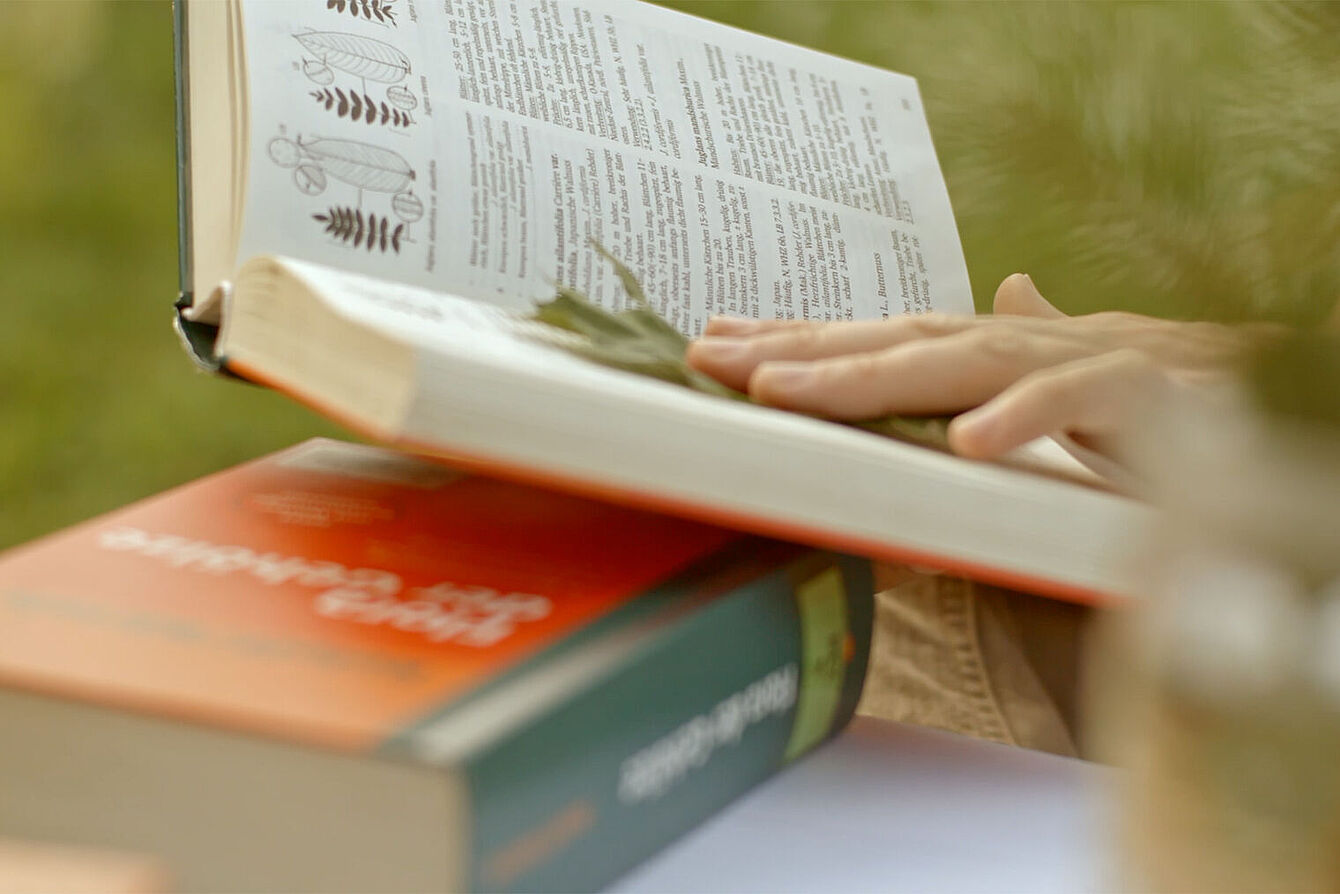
0, 438, 872, 892
173, 0, 1145, 603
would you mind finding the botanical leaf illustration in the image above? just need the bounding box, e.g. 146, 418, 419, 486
296, 137, 414, 193
313, 206, 405, 254
310, 88, 415, 127
325, 0, 397, 26
531, 244, 957, 453
294, 31, 410, 82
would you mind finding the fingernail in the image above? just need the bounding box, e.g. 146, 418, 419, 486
1022, 273, 1036, 288
755, 361, 815, 392
691, 337, 749, 361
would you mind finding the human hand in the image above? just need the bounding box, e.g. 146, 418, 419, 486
687, 275, 1276, 462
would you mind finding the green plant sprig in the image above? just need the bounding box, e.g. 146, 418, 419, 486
531, 243, 956, 453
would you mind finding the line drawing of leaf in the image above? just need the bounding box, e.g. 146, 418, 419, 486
312, 207, 403, 254
368, 0, 396, 25
386, 104, 414, 127
297, 137, 414, 192
325, 0, 397, 26
308, 90, 414, 128
294, 32, 410, 82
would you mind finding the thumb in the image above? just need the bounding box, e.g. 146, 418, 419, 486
993, 273, 1066, 319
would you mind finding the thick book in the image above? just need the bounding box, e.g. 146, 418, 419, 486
173, 0, 1146, 603
0, 438, 872, 892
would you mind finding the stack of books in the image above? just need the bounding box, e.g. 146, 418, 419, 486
0, 438, 872, 890
0, 0, 1140, 888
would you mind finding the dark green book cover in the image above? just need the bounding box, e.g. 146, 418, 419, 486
386, 541, 874, 892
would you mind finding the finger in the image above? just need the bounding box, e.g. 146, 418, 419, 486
993, 273, 1067, 319
748, 327, 1088, 417
689, 313, 979, 392
948, 349, 1168, 459
702, 316, 808, 336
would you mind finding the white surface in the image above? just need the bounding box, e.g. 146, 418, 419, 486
614, 716, 1113, 893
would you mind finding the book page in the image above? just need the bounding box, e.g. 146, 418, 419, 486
270, 257, 700, 392
235, 0, 973, 333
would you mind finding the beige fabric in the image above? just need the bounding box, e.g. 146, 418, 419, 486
0, 839, 167, 894
857, 569, 1088, 758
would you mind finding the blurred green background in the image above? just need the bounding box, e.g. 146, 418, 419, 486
1, 1, 1337, 549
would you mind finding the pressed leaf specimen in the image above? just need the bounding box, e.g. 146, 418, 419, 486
313, 206, 405, 254
310, 87, 415, 127
531, 244, 956, 453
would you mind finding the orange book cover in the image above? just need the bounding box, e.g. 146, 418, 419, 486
0, 438, 741, 752
0, 437, 876, 891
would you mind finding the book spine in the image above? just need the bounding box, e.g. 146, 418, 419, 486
459, 549, 874, 892
171, 0, 191, 309
170, 0, 229, 372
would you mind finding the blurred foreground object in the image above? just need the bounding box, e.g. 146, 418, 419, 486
0, 838, 167, 894
1093, 333, 1340, 891
0, 438, 870, 892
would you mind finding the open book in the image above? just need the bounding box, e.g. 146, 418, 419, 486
174, 0, 1145, 603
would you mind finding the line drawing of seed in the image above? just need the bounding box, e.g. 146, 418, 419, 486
303, 58, 335, 85
324, 0, 397, 26
309, 88, 415, 127
313, 206, 405, 253
294, 165, 327, 195
269, 137, 305, 168
386, 84, 417, 111
294, 31, 410, 83
391, 190, 423, 222
270, 135, 415, 194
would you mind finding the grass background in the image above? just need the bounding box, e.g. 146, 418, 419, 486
1, 1, 1336, 549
